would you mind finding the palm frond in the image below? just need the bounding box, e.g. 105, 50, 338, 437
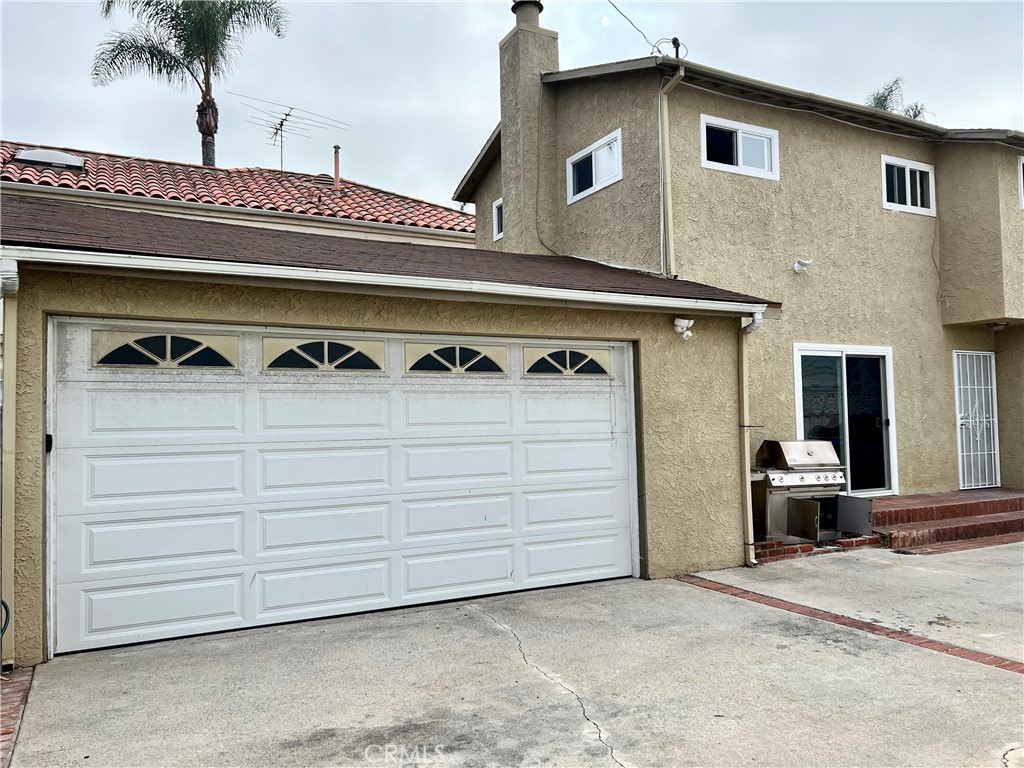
902, 101, 927, 120
866, 77, 904, 112
91, 23, 201, 90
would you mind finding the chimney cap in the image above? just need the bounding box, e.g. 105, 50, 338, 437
511, 1, 543, 15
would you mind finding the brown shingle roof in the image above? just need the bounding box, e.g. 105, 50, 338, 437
1, 141, 476, 233
0, 195, 779, 309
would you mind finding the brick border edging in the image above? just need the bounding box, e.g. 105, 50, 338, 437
674, 575, 1024, 675
1, 666, 34, 768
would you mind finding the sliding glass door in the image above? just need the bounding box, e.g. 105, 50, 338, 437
795, 345, 897, 495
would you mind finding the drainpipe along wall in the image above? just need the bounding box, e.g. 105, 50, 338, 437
1, 258, 19, 664
658, 66, 685, 277
739, 313, 764, 566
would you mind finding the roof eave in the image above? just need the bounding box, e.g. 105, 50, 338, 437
2, 243, 776, 318
453, 123, 502, 204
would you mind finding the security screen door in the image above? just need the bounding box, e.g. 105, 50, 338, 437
954, 351, 1000, 489
796, 346, 894, 494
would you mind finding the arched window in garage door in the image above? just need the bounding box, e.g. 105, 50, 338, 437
93, 332, 238, 369
524, 348, 611, 376
263, 338, 385, 371
405, 343, 507, 374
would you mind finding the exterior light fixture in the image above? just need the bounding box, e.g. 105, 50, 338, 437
986, 322, 1009, 333
673, 317, 695, 340
793, 258, 813, 274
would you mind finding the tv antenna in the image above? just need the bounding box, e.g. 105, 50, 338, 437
230, 91, 350, 170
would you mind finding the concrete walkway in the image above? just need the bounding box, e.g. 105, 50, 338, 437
696, 543, 1024, 660
12, 573, 1024, 767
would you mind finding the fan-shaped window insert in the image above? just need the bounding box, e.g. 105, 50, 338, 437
405, 343, 507, 374
93, 332, 238, 369
262, 338, 385, 372
524, 348, 611, 376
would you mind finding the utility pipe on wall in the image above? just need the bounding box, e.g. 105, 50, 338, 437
0, 258, 19, 664
657, 66, 685, 278
738, 312, 763, 566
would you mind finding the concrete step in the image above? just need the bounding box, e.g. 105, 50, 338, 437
872, 489, 1024, 528
874, 510, 1024, 550
895, 531, 1024, 555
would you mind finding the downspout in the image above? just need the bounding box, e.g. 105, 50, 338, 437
0, 258, 19, 665
739, 312, 763, 566
658, 67, 685, 277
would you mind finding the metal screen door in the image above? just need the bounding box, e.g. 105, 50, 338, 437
954, 351, 1000, 489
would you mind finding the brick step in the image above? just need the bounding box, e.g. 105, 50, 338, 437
872, 489, 1024, 528
874, 510, 1024, 550
896, 531, 1024, 555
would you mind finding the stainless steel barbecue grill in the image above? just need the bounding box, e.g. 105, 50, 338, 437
751, 439, 873, 544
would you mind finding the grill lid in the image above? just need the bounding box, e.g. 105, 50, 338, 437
755, 440, 841, 470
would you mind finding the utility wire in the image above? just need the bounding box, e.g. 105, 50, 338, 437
606, 0, 661, 53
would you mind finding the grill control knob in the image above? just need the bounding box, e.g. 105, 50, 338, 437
798, 475, 805, 482
815, 475, 821, 482
776, 476, 785, 484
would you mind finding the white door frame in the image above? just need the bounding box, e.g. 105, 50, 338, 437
793, 343, 899, 497
953, 350, 1000, 490
45, 316, 643, 656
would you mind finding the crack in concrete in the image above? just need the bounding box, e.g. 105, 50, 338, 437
467, 603, 625, 768
1002, 745, 1022, 768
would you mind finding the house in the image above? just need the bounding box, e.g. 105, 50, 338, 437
454, 1, 1023, 501
0, 141, 778, 666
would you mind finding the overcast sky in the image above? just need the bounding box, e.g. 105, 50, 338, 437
2, 1, 1021, 210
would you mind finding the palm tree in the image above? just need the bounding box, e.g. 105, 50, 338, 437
866, 77, 926, 120
92, 0, 288, 167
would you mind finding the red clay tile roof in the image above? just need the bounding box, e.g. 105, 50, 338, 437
0, 140, 475, 233
1, 195, 780, 309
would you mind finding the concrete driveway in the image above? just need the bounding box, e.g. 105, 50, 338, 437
12, 549, 1024, 768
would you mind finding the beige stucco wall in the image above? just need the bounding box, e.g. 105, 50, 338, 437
996, 326, 1024, 489
474, 159, 505, 251
664, 86, 1003, 494
997, 148, 1024, 320
549, 71, 662, 269
935, 143, 1022, 324
10, 267, 745, 664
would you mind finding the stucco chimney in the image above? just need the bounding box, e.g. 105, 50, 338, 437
499, 0, 558, 253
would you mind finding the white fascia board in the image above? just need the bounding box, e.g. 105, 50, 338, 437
2, 245, 771, 317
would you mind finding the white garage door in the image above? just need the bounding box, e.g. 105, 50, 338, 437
52, 319, 637, 652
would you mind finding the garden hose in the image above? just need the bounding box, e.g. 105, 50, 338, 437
0, 598, 9, 638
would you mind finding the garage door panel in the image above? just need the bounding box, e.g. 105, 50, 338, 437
258, 389, 391, 437
402, 441, 513, 486
401, 545, 515, 600
401, 390, 513, 433
57, 449, 246, 512
258, 446, 391, 495
401, 493, 514, 542
57, 509, 245, 583
523, 531, 632, 584
520, 391, 623, 434
522, 437, 626, 480
258, 501, 391, 555
57, 387, 246, 447
256, 558, 391, 619
523, 484, 630, 530
56, 573, 246, 652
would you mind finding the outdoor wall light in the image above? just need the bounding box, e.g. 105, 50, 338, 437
986, 322, 1009, 333
673, 317, 695, 340
793, 258, 813, 274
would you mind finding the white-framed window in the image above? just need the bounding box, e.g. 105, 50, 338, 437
566, 128, 623, 204
1018, 156, 1024, 210
700, 114, 780, 181
881, 155, 936, 216
492, 198, 504, 240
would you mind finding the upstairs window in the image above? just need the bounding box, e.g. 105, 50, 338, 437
566, 129, 623, 204
492, 198, 504, 240
700, 115, 780, 181
881, 155, 936, 216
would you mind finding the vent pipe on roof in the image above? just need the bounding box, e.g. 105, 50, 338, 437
511, 0, 542, 25
333, 145, 341, 191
